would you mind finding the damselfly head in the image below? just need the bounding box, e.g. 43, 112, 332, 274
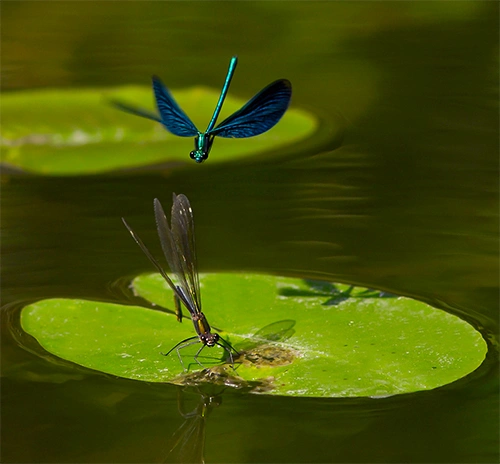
190, 149, 207, 163
200, 332, 220, 347
190, 133, 214, 163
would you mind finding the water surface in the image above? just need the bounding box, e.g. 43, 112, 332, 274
2, 2, 498, 463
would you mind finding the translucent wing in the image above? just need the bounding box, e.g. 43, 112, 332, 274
152, 76, 199, 137
209, 79, 291, 138
154, 195, 202, 314
121, 218, 188, 307
169, 194, 202, 312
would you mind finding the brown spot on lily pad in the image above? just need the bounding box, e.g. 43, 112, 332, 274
237, 343, 301, 367
170, 365, 277, 393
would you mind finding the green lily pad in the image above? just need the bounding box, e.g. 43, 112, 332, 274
21, 274, 487, 397
1, 86, 316, 175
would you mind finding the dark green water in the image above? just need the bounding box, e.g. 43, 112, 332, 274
2, 2, 498, 463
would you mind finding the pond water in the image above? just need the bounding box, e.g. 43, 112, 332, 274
2, 2, 498, 463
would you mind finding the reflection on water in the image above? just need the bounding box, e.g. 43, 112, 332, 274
165, 387, 223, 464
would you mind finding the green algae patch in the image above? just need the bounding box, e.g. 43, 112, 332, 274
1, 86, 316, 174
21, 274, 487, 397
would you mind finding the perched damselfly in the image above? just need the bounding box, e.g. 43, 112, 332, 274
111, 56, 292, 163
122, 194, 238, 368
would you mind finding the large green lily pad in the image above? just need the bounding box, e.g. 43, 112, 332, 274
1, 86, 316, 175
20, 274, 487, 397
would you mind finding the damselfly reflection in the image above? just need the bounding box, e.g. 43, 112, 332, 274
165, 387, 223, 464
122, 194, 239, 368
111, 56, 292, 163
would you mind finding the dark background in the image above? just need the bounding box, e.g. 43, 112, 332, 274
2, 2, 498, 463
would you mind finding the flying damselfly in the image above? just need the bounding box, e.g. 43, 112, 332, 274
111, 56, 292, 163
122, 194, 238, 368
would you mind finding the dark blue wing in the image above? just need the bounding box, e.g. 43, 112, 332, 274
152, 76, 199, 137
109, 99, 162, 123
209, 79, 291, 138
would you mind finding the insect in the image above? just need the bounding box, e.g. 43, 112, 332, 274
111, 56, 292, 163
122, 194, 239, 368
